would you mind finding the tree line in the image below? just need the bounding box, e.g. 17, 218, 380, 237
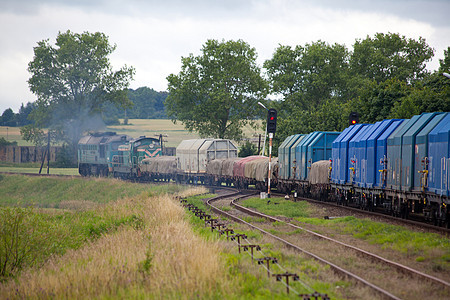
1, 87, 167, 127
166, 33, 449, 154
1, 30, 448, 162
263, 35, 450, 152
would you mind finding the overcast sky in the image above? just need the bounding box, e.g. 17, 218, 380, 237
1, 0, 449, 113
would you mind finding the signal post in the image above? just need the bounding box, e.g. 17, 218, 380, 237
267, 108, 277, 198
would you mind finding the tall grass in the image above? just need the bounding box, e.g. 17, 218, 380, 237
0, 175, 189, 280
0, 191, 230, 299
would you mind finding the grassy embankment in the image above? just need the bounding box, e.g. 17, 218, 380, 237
2, 175, 343, 299
240, 197, 450, 272
0, 175, 226, 298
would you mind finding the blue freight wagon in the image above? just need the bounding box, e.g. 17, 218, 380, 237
411, 113, 448, 193
374, 120, 405, 189
305, 132, 340, 179
428, 114, 450, 197
295, 132, 319, 180
278, 134, 305, 193
330, 127, 352, 184
354, 122, 386, 187
386, 115, 420, 190
365, 119, 403, 188
348, 125, 371, 184
401, 113, 444, 192
278, 135, 295, 181
278, 134, 304, 180
290, 135, 306, 180
336, 124, 366, 185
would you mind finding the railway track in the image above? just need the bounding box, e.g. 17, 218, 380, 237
204, 189, 450, 300
288, 193, 450, 235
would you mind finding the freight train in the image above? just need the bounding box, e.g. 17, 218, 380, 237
78, 112, 450, 227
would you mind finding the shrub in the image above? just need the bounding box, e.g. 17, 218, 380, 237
0, 137, 17, 147
0, 207, 62, 281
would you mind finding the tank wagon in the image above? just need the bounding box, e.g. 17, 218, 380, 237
78, 132, 130, 176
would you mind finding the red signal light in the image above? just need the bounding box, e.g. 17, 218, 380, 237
349, 112, 359, 126
267, 108, 277, 133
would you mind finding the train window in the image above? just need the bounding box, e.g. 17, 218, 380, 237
99, 145, 105, 158
111, 143, 119, 151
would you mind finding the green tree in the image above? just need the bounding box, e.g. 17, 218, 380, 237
264, 41, 351, 149
17, 102, 35, 126
264, 41, 350, 110
127, 87, 167, 119
166, 39, 268, 140
0, 109, 16, 126
20, 125, 46, 146
25, 30, 135, 159
238, 140, 258, 157
359, 78, 412, 123
439, 47, 450, 73
389, 47, 450, 119
350, 32, 434, 83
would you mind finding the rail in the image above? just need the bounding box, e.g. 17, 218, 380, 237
203, 190, 402, 300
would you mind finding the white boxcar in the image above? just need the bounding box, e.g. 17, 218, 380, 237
176, 139, 238, 174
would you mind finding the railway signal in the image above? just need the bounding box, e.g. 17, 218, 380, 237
264, 108, 277, 198
267, 108, 277, 133
349, 112, 359, 126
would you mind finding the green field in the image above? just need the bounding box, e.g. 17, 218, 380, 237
0, 119, 264, 148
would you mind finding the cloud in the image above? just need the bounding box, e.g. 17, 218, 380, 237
0, 0, 448, 113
